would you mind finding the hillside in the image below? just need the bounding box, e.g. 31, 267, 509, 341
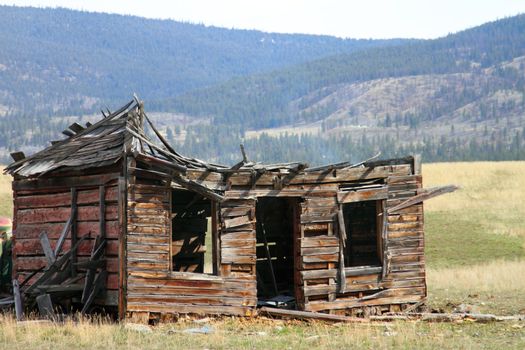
1, 8, 525, 165
152, 15, 525, 165
0, 5, 406, 115
157, 14, 525, 129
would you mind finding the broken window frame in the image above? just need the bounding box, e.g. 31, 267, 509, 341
169, 187, 220, 277
337, 185, 389, 279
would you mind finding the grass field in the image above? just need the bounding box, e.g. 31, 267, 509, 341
0, 167, 12, 218
0, 161, 524, 349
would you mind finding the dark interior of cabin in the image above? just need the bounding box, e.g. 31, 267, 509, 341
255, 197, 296, 304
171, 189, 214, 273
343, 200, 383, 267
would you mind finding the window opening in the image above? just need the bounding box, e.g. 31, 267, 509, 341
342, 200, 384, 268
171, 189, 215, 274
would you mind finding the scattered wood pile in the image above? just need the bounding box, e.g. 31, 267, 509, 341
11, 215, 108, 320
260, 307, 525, 323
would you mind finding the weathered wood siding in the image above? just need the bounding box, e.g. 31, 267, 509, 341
125, 180, 257, 316
12, 175, 121, 299
303, 169, 427, 312
125, 157, 426, 316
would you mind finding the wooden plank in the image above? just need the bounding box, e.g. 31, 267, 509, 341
10, 151, 26, 162
15, 186, 119, 209
15, 221, 119, 240
412, 154, 422, 175
13, 173, 120, 191
82, 236, 102, 304
345, 266, 383, 276
118, 175, 127, 320
125, 303, 252, 316
388, 185, 459, 214
301, 254, 339, 263
82, 270, 108, 314
71, 188, 78, 278
126, 294, 257, 307
300, 236, 339, 248
300, 269, 337, 281
36, 294, 56, 320
14, 239, 119, 257
303, 284, 337, 297
220, 206, 252, 218
54, 212, 73, 256
17, 205, 119, 224
13, 279, 24, 321
228, 164, 412, 186
337, 187, 388, 204
99, 186, 106, 239
305, 293, 425, 312
221, 255, 256, 264
221, 238, 256, 248
260, 307, 366, 323
39, 231, 56, 266
301, 213, 337, 224
387, 175, 421, 184
68, 122, 85, 133
223, 215, 252, 229
301, 246, 339, 256
225, 189, 336, 199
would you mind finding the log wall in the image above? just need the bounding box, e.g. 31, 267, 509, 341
303, 173, 426, 312
122, 156, 426, 316
125, 177, 257, 316
12, 174, 121, 303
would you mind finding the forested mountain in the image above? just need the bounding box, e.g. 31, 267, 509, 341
0, 5, 407, 115
155, 14, 525, 129
0, 6, 524, 165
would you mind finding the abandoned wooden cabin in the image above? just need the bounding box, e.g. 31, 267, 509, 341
5, 99, 454, 319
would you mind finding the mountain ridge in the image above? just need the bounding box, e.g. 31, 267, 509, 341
0, 5, 410, 115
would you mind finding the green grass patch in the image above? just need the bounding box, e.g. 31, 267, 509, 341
425, 210, 525, 269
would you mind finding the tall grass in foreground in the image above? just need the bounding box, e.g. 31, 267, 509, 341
0, 314, 523, 350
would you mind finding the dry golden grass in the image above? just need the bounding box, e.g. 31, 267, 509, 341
0, 314, 523, 350
423, 161, 525, 238
423, 161, 525, 314
429, 259, 525, 293
0, 166, 12, 218
427, 259, 525, 314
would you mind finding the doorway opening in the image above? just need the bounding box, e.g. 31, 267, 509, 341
255, 197, 297, 308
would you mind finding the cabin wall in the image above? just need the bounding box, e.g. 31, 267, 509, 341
299, 166, 426, 313
124, 172, 257, 317
303, 173, 425, 312
226, 158, 426, 313
12, 172, 121, 305
125, 156, 426, 316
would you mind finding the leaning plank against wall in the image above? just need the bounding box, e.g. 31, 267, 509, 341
12, 172, 121, 305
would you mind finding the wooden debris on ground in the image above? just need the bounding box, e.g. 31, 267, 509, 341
13, 225, 108, 320
260, 306, 525, 323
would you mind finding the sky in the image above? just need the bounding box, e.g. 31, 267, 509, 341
1, 0, 525, 39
